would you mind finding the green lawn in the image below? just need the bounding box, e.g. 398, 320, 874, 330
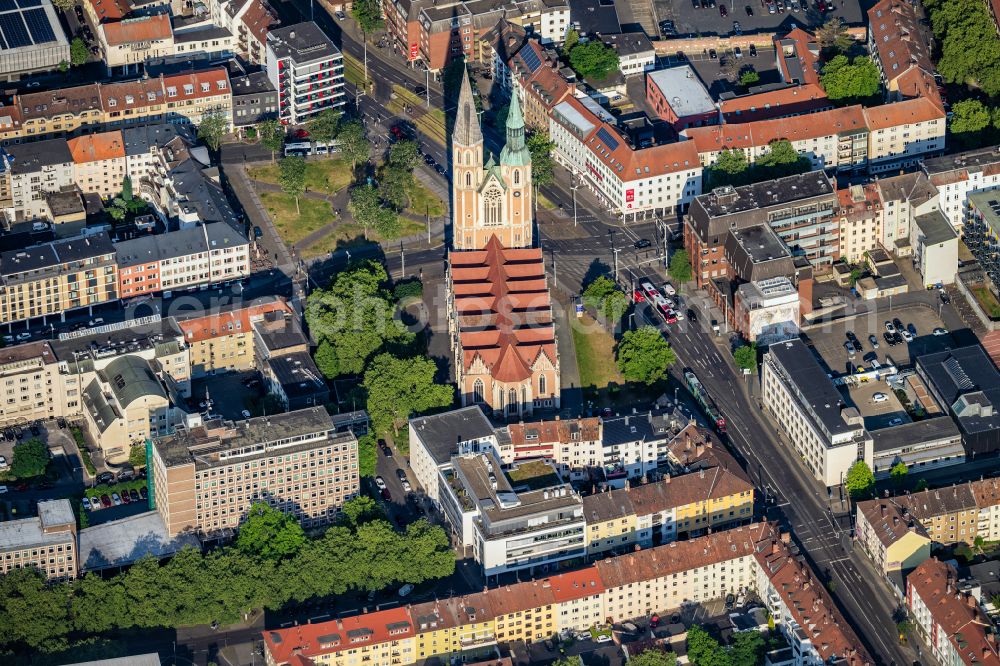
248, 159, 353, 197
405, 179, 446, 218
572, 313, 624, 389
972, 285, 1000, 319
536, 191, 557, 210
258, 191, 336, 246
507, 460, 561, 490
342, 52, 371, 89
299, 216, 427, 259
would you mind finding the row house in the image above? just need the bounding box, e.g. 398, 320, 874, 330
115, 222, 250, 298
162, 69, 233, 127
206, 0, 275, 64
550, 96, 702, 222
922, 146, 1000, 231
855, 497, 932, 576
836, 183, 884, 263
265, 523, 872, 666
508, 39, 575, 131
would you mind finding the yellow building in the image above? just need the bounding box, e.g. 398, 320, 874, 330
0, 341, 61, 427
582, 490, 638, 555
0, 233, 118, 325
68, 131, 127, 199
856, 498, 932, 575
178, 298, 291, 377
17, 85, 104, 139
411, 594, 499, 662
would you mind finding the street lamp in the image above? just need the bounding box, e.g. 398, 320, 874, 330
571, 172, 579, 227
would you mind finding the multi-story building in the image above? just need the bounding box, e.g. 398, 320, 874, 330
266, 22, 344, 125
761, 339, 872, 487
264, 522, 872, 666
0, 499, 77, 581
150, 407, 360, 536
207, 0, 274, 64
100, 78, 170, 129
230, 71, 278, 128
122, 123, 189, 182
603, 33, 654, 77
719, 83, 832, 124
911, 208, 958, 287
774, 27, 821, 86
923, 146, 1000, 230
836, 183, 884, 263
907, 558, 1000, 666
2, 138, 75, 221
67, 130, 127, 199
0, 232, 118, 326
855, 497, 932, 576
162, 68, 232, 128
733, 277, 801, 345
17, 84, 105, 139
0, 341, 61, 427
507, 39, 574, 131
863, 99, 946, 174
893, 483, 980, 546
646, 66, 717, 131
685, 172, 837, 289
875, 170, 939, 252
98, 14, 175, 73
0, 0, 69, 81
177, 297, 291, 377
583, 469, 754, 555
549, 96, 702, 221
867, 0, 934, 98
972, 478, 1000, 542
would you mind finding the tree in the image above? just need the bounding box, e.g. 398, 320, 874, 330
562, 28, 580, 57
569, 40, 620, 81
739, 68, 760, 86
616, 326, 676, 385
257, 119, 284, 164
844, 460, 875, 499
950, 99, 991, 139
721, 57, 741, 84
926, 0, 1000, 97
337, 120, 369, 171
352, 0, 384, 37
388, 139, 420, 171
708, 148, 750, 187
582, 275, 628, 322
340, 496, 385, 528
58, 59, 69, 73
278, 156, 307, 214
527, 132, 556, 188
669, 249, 693, 284
734, 343, 758, 372
631, 650, 679, 666
816, 17, 853, 54
915, 478, 929, 491
552, 659, 583, 666
350, 184, 383, 239
687, 625, 733, 666
314, 338, 340, 379
730, 631, 765, 666
363, 353, 454, 435
890, 461, 909, 487
197, 110, 228, 151
380, 166, 410, 210
70, 38, 88, 67
373, 207, 402, 239
896, 618, 913, 643
820, 55, 880, 103
755, 140, 812, 180
121, 176, 133, 202
235, 502, 306, 560
307, 108, 341, 145
10, 439, 48, 479
128, 443, 146, 469
356, 433, 378, 478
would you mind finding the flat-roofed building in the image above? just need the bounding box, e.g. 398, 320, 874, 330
266, 22, 344, 125
150, 407, 360, 536
761, 339, 872, 487
0, 0, 69, 81
734, 277, 800, 344
0, 341, 60, 426
870, 417, 965, 479
911, 208, 958, 286
645, 66, 716, 130
923, 146, 1000, 230
2, 137, 75, 221
0, 499, 77, 580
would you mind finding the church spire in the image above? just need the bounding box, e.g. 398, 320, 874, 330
499, 89, 530, 166
453, 66, 483, 148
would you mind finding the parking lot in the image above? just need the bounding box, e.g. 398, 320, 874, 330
802, 304, 954, 375
839, 379, 909, 430
191, 372, 262, 420
654, 0, 863, 37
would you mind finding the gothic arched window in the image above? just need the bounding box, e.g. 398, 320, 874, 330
513, 170, 520, 185
473, 379, 484, 403
465, 172, 472, 188
508, 388, 517, 415
538, 374, 546, 395
484, 188, 502, 226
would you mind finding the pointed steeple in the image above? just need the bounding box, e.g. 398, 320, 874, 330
453, 66, 483, 148
500, 90, 531, 166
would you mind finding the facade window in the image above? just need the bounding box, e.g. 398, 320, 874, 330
538, 374, 546, 395
473, 379, 484, 403
484, 188, 502, 226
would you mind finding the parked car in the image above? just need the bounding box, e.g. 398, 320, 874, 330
0, 486, 7, 494
375, 476, 387, 490
745, 4, 753, 14
97, 471, 115, 484
88, 318, 104, 326
0, 455, 7, 470
241, 410, 252, 419
933, 327, 949, 336
15, 332, 30, 342
89, 496, 101, 511
868, 335, 879, 349
733, 21, 742, 34
120, 490, 130, 504
901, 330, 915, 342
380, 487, 391, 501
884, 321, 896, 334
129, 489, 140, 502
253, 226, 263, 239
749, 43, 757, 57
844, 341, 856, 357
872, 393, 889, 403
734, 46, 743, 58
111, 493, 122, 506
100, 494, 112, 508
335, 10, 346, 19
709, 48, 718, 59
719, 3, 727, 15
399, 583, 415, 597
907, 323, 917, 336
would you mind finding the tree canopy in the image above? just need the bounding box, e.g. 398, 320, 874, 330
582, 275, 629, 323
70, 38, 88, 67
669, 249, 692, 284
820, 55, 881, 103
815, 17, 853, 54
616, 326, 676, 385
568, 40, 620, 81
235, 503, 306, 561
527, 132, 556, 187
257, 119, 284, 163
687, 625, 733, 666
352, 0, 384, 35
631, 650, 679, 666
949, 99, 992, 141
733, 343, 758, 372
890, 461, 909, 487
845, 460, 876, 499
356, 433, 378, 478
197, 111, 228, 151
363, 353, 454, 435
926, 0, 1000, 97
307, 109, 341, 145
278, 156, 307, 214
337, 120, 369, 169
708, 140, 811, 188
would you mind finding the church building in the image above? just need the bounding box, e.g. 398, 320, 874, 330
447, 69, 560, 418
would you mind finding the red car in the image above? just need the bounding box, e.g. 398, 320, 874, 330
381, 487, 391, 501
632, 288, 646, 303
100, 494, 112, 508
293, 128, 310, 139
665, 310, 679, 324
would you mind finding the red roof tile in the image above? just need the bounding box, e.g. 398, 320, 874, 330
263, 606, 414, 664
68, 130, 125, 163
863, 96, 945, 131
241, 0, 276, 45
719, 84, 831, 123
162, 68, 231, 103
177, 299, 291, 343
102, 14, 172, 46
89, 0, 128, 22
684, 105, 867, 153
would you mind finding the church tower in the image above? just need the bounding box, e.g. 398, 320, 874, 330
451, 67, 533, 250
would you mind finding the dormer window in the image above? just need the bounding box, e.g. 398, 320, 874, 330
167, 87, 177, 97
107, 98, 117, 107
217, 80, 227, 90
125, 95, 134, 104
183, 84, 194, 95
201, 82, 210, 92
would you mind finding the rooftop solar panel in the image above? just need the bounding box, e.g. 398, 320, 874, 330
520, 46, 541, 73
596, 126, 620, 151
23, 8, 53, 43
0, 0, 17, 12
0, 12, 30, 48
16, 0, 42, 7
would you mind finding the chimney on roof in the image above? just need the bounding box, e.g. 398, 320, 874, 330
780, 531, 791, 544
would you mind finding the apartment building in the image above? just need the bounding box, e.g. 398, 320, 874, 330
972, 478, 1000, 542
719, 84, 832, 124
251, 310, 329, 410
266, 22, 344, 125
603, 33, 655, 77
646, 66, 717, 131
115, 223, 250, 298
67, 130, 127, 199
230, 71, 278, 128
98, 14, 174, 72
582, 468, 754, 555
3, 138, 74, 221
162, 69, 232, 128
177, 298, 292, 377
867, 0, 934, 97
439, 451, 586, 575
923, 146, 1000, 230
907, 558, 1000, 666
0, 499, 77, 581
0, 341, 60, 427
863, 99, 946, 173
836, 183, 884, 263
265, 522, 872, 666
774, 27, 821, 86
150, 407, 360, 536
101, 78, 169, 129
0, 233, 118, 326
207, 0, 275, 64
549, 96, 702, 221
508, 39, 574, 131
761, 339, 872, 487
122, 123, 190, 182
875, 171, 940, 252
855, 497, 932, 576
17, 84, 104, 139
685, 172, 837, 288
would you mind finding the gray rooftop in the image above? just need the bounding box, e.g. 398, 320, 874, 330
0, 499, 74, 552
121, 123, 190, 157
914, 209, 958, 246
231, 71, 276, 96
115, 222, 246, 266
767, 339, 861, 440
729, 224, 791, 264
568, 0, 620, 34
411, 406, 496, 466
7, 138, 73, 175
169, 160, 242, 227
969, 190, 1000, 236
646, 66, 715, 119
267, 352, 327, 399
603, 31, 654, 57
174, 26, 232, 44
0, 232, 115, 279
154, 406, 349, 469
253, 311, 308, 352
695, 172, 835, 219
78, 511, 200, 572
267, 22, 341, 65
917, 345, 1000, 435
923, 145, 1000, 176
83, 379, 118, 434
871, 416, 961, 453
100, 355, 166, 407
